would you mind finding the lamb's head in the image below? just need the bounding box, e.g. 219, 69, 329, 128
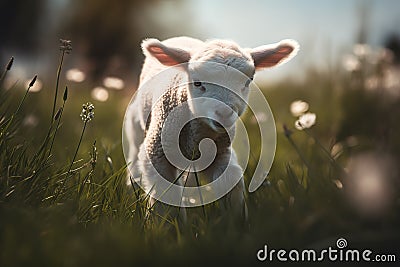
142, 38, 299, 132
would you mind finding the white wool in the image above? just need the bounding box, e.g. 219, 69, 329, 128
125, 36, 299, 221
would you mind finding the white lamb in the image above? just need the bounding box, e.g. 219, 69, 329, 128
124, 36, 299, 220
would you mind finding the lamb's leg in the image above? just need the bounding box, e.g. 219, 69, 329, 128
227, 173, 248, 220
124, 105, 145, 185
201, 150, 247, 220
137, 145, 187, 223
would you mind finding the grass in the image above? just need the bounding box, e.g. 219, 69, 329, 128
1, 42, 400, 267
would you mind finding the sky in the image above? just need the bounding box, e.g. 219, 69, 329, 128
7, 0, 400, 85
150, 0, 400, 82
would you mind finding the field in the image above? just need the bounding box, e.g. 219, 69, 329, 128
1, 40, 400, 267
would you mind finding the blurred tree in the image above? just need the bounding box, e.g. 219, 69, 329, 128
385, 33, 400, 65
62, 0, 159, 81
355, 3, 370, 44
0, 0, 46, 61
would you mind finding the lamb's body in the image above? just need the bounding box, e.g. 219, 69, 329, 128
127, 37, 223, 178
125, 36, 299, 220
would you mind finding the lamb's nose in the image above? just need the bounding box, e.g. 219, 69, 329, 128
215, 108, 234, 118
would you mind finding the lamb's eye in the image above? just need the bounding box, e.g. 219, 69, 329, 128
245, 77, 253, 87
193, 81, 202, 87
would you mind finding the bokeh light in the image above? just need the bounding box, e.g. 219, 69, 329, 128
91, 87, 109, 102
103, 77, 124, 90
345, 152, 396, 217
66, 68, 86, 83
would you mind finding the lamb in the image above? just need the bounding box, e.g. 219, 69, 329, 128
124, 36, 299, 221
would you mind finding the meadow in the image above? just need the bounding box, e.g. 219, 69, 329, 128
1, 41, 399, 266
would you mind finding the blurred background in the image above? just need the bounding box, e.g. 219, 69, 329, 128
1, 0, 400, 265
1, 0, 400, 89
2, 0, 400, 177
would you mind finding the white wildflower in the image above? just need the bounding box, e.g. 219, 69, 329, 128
80, 102, 95, 122
290, 100, 309, 117
294, 112, 316, 130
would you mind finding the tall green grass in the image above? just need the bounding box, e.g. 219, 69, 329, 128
0, 41, 399, 266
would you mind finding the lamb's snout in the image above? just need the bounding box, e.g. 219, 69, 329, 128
212, 106, 237, 130
215, 107, 234, 119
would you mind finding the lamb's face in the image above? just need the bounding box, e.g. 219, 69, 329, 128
186, 52, 255, 132
141, 37, 299, 132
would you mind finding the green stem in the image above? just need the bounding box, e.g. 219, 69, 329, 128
0, 57, 13, 86
15, 86, 32, 115
0, 84, 32, 139
67, 121, 87, 176
48, 104, 65, 157
54, 120, 87, 202
0, 71, 6, 85
52, 51, 65, 123
303, 128, 347, 177
284, 132, 312, 171
193, 167, 206, 218
0, 69, 8, 86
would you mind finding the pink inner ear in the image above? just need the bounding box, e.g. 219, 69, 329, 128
147, 45, 180, 66
148, 46, 164, 54
278, 46, 294, 54
147, 45, 189, 66
253, 45, 295, 68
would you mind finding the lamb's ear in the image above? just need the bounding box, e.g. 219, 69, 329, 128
142, 38, 191, 66
250, 39, 299, 70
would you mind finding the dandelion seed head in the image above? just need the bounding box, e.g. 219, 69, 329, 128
80, 102, 95, 122
290, 100, 309, 117
294, 112, 316, 130
59, 39, 72, 54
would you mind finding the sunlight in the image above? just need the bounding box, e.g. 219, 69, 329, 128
103, 77, 124, 90
91, 87, 109, 102
66, 68, 86, 83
